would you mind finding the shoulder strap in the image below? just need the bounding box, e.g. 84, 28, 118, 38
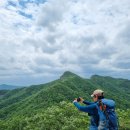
99, 100, 106, 111
98, 100, 109, 120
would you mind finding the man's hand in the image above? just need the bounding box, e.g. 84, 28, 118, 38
79, 97, 84, 103
73, 98, 77, 103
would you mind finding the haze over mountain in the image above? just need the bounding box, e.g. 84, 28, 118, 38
0, 84, 23, 90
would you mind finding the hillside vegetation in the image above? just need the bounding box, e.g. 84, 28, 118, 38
0, 71, 130, 130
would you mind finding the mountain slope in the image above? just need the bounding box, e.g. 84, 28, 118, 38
0, 74, 97, 119
0, 71, 130, 129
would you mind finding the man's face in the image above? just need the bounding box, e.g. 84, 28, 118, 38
93, 95, 98, 102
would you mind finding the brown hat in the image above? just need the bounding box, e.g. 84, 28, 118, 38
91, 89, 104, 97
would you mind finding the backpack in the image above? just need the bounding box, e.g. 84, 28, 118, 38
97, 99, 118, 130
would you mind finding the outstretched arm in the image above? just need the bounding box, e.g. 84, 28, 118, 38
78, 97, 94, 105
73, 100, 96, 114
83, 100, 94, 105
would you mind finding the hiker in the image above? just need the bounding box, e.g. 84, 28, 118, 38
73, 89, 118, 130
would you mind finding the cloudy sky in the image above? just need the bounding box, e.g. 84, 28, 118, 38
0, 0, 130, 86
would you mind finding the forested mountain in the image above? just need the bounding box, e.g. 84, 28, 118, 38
0, 71, 130, 130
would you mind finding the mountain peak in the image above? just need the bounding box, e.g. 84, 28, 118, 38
60, 71, 79, 79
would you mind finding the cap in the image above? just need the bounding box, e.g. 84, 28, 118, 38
91, 89, 104, 97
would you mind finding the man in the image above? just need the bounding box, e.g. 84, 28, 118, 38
73, 89, 118, 130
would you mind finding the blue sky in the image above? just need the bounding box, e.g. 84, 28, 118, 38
0, 0, 130, 86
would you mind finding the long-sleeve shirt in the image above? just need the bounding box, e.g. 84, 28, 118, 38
74, 101, 97, 114
74, 100, 99, 127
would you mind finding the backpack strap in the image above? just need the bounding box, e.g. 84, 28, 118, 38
98, 100, 109, 120
99, 100, 106, 111
97, 100, 109, 129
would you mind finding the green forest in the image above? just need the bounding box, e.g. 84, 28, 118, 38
0, 71, 130, 130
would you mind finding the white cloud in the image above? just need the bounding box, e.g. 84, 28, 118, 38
0, 0, 130, 85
